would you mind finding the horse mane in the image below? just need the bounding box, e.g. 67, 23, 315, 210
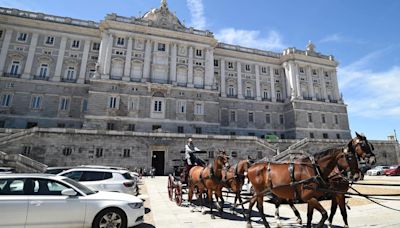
300, 147, 341, 161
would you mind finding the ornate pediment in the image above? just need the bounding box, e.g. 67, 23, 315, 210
141, 0, 185, 30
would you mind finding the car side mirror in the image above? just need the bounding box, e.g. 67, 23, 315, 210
61, 188, 77, 196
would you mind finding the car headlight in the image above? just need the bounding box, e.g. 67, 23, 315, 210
128, 202, 143, 209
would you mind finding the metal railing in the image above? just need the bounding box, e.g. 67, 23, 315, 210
3, 73, 21, 78
33, 75, 49, 81
61, 78, 77, 83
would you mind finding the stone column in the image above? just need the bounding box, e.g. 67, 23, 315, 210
53, 36, 67, 82
220, 59, 226, 97
142, 39, 152, 82
332, 70, 340, 101
187, 46, 194, 87
270, 66, 276, 102
255, 64, 261, 100
283, 63, 293, 100
102, 33, 113, 79
294, 63, 302, 98
78, 40, 90, 84
169, 43, 177, 85
22, 33, 39, 79
123, 37, 133, 81
319, 67, 327, 101
306, 65, 315, 100
237, 61, 243, 99
204, 48, 214, 90
0, 29, 13, 75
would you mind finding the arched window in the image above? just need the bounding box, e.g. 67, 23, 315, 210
263, 90, 268, 99
246, 87, 252, 97
228, 85, 235, 96
276, 90, 281, 100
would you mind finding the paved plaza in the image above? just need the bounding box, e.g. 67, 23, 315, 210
138, 176, 400, 228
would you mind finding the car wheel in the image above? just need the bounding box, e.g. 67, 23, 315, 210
377, 172, 380, 175
92, 208, 127, 228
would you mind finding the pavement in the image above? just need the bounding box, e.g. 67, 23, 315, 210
139, 176, 400, 228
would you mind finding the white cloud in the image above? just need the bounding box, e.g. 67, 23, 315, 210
0, 0, 37, 11
319, 33, 366, 45
320, 33, 343, 43
186, 0, 206, 30
215, 28, 286, 51
339, 55, 400, 118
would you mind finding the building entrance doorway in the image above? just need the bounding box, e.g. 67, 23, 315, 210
151, 151, 165, 176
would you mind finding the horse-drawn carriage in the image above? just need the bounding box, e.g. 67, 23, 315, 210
167, 151, 208, 206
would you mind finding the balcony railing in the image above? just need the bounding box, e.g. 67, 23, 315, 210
227, 94, 237, 98
276, 99, 285, 103
61, 78, 77, 83
33, 75, 49, 81
329, 99, 338, 103
245, 96, 255, 100
110, 76, 122, 81
3, 73, 21, 78
303, 96, 313, 100
262, 97, 272, 102
317, 98, 326, 102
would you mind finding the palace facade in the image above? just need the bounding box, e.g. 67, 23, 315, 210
0, 1, 350, 139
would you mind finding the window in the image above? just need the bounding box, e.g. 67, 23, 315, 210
195, 49, 202, 57
82, 99, 88, 112
308, 113, 313, 122
230, 111, 236, 122
231, 151, 238, 157
66, 66, 75, 80
195, 127, 202, 134
246, 87, 252, 97
5, 82, 14, 88
17, 32, 27, 42
323, 133, 329, 139
117, 37, 125, 46
276, 91, 281, 100
257, 151, 263, 159
299, 67, 305, 74
321, 114, 326, 123
336, 134, 341, 139
194, 103, 203, 115
111, 85, 119, 91
177, 126, 184, 133
310, 132, 314, 138
245, 64, 251, 71
108, 96, 119, 109
152, 125, 161, 131
265, 114, 271, 124
154, 100, 162, 112
0, 121, 5, 128
263, 90, 268, 99
10, 61, 20, 75
38, 64, 48, 78
230, 132, 236, 135
123, 149, 130, 158
1, 94, 12, 107
57, 123, 65, 128
261, 66, 267, 74
157, 43, 166, 51
228, 62, 233, 69
81, 171, 112, 181
274, 69, 279, 75
312, 69, 317, 75
177, 100, 186, 113
71, 40, 80, 48
31, 96, 42, 109
128, 124, 135, 131
214, 59, 219, 67
107, 122, 115, 130
208, 151, 214, 158
0, 30, 3, 39
23, 146, 31, 155
279, 114, 284, 124
92, 42, 100, 51
324, 71, 329, 77
62, 147, 72, 156
334, 115, 339, 124
59, 97, 70, 111
45, 36, 54, 45
95, 148, 103, 157
248, 112, 254, 122
228, 86, 235, 96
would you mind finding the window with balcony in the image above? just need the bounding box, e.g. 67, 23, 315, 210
323, 133, 329, 139
17, 32, 27, 42
107, 122, 115, 130
10, 61, 20, 76
1, 94, 12, 107
45, 36, 55, 45
246, 87, 253, 98
263, 90, 268, 99
194, 103, 204, 115
65, 66, 75, 81
195, 127, 202, 134
228, 86, 235, 96
157, 43, 166, 51
177, 126, 184, 133
248, 112, 254, 123
128, 124, 135, 131
71, 40, 80, 49
38, 64, 49, 78
59, 97, 70, 111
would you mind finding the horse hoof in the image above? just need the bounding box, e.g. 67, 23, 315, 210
246, 223, 252, 228
297, 219, 302, 224
211, 214, 216, 219
344, 225, 349, 228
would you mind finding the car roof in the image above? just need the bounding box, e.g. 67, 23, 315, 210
60, 168, 129, 173
0, 173, 67, 180
46, 166, 73, 170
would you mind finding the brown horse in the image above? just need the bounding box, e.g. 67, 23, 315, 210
216, 159, 252, 217
246, 133, 375, 228
188, 152, 230, 219
273, 132, 376, 227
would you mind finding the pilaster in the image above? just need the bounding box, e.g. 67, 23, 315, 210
187, 46, 194, 87
306, 65, 315, 100
78, 40, 90, 84
270, 66, 276, 102
22, 33, 39, 79
237, 62, 243, 99
123, 37, 133, 81
255, 64, 261, 100
102, 33, 113, 79
220, 59, 226, 97
53, 36, 67, 82
142, 39, 152, 82
169, 43, 177, 85
0, 29, 13, 74
204, 48, 214, 90
319, 67, 327, 101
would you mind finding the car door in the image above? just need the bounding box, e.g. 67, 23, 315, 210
79, 171, 108, 191
25, 178, 86, 228
0, 178, 29, 228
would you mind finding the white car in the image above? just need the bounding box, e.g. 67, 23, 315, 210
0, 174, 144, 228
58, 168, 138, 195
366, 166, 390, 176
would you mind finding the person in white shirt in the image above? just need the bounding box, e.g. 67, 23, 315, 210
185, 138, 203, 165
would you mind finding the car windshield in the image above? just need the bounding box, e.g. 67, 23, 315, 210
62, 177, 96, 195
122, 172, 133, 180
389, 166, 398, 169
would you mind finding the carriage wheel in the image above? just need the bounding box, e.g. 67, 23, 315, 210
175, 182, 183, 206
168, 174, 174, 201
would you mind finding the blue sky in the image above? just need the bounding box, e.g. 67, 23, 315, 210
1, 0, 399, 140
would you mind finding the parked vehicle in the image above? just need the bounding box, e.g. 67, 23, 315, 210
58, 168, 138, 195
44, 166, 73, 174
366, 166, 390, 176
0, 174, 144, 228
0, 167, 15, 173
384, 165, 400, 176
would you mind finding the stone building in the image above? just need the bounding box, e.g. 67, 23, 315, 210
0, 1, 350, 140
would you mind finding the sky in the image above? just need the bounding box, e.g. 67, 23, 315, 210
1, 0, 399, 140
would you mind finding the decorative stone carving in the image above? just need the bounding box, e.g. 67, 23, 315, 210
141, 0, 185, 30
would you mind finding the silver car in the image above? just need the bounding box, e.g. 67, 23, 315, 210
0, 174, 144, 228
